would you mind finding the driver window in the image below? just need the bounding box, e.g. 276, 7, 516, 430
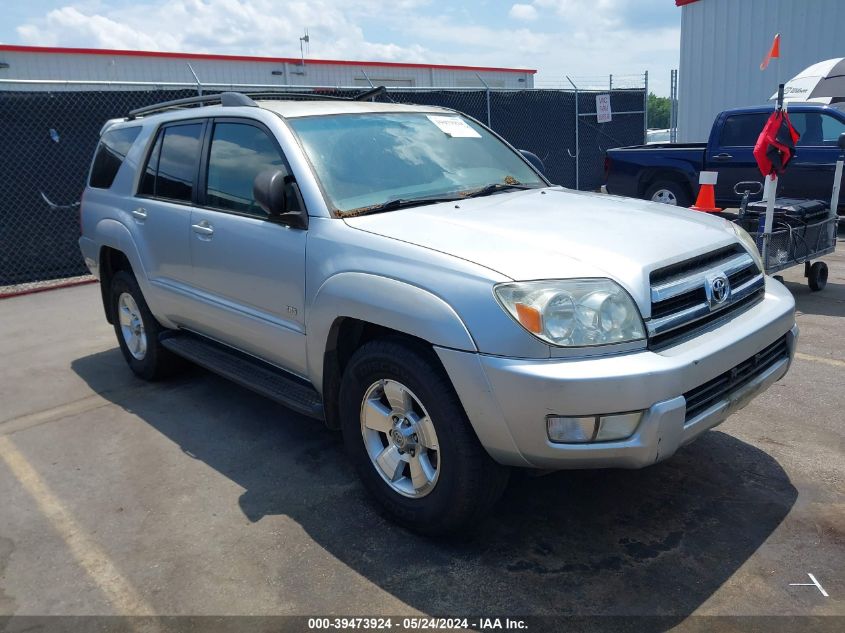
790, 113, 845, 146
206, 122, 286, 216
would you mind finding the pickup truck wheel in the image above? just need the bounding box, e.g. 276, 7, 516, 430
339, 339, 509, 535
110, 270, 180, 381
645, 180, 690, 207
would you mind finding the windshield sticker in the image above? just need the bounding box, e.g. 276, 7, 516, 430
426, 115, 482, 138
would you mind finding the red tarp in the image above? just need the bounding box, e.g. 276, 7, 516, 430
753, 110, 800, 177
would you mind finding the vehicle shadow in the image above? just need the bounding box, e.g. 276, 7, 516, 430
72, 349, 797, 629
783, 278, 845, 318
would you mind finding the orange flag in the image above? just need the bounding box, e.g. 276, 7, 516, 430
760, 34, 781, 70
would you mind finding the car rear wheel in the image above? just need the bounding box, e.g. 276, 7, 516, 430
110, 270, 181, 381
645, 180, 690, 207
339, 338, 509, 535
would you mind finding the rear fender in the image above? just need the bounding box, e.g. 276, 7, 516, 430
94, 219, 174, 327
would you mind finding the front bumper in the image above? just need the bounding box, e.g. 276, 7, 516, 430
436, 278, 797, 469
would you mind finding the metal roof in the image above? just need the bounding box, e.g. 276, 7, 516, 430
0, 44, 537, 75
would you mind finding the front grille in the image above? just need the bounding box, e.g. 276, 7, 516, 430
683, 336, 789, 422
647, 246, 765, 349
650, 245, 741, 286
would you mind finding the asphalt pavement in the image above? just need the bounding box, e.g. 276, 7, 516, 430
1, 245, 843, 632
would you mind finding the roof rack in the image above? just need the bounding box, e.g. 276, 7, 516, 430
127, 92, 256, 119
126, 86, 388, 119
353, 85, 387, 101
244, 91, 349, 102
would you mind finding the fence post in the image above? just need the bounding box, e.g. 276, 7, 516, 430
609, 74, 613, 91
643, 70, 649, 143
475, 72, 492, 127
669, 69, 678, 143
566, 75, 579, 190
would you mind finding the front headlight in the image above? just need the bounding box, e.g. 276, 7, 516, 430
730, 223, 764, 271
495, 279, 646, 347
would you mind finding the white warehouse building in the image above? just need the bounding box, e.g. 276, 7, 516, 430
0, 45, 535, 91
677, 0, 845, 142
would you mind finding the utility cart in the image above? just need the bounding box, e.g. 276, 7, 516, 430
729, 183, 839, 291
718, 85, 842, 291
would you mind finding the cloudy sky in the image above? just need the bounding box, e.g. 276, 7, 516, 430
2, 0, 681, 95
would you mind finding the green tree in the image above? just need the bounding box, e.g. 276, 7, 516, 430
647, 93, 671, 129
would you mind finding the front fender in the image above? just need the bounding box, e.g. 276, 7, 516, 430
306, 272, 477, 389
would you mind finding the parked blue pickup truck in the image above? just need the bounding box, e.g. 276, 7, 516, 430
606, 103, 845, 211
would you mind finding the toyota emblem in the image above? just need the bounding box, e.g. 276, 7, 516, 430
706, 274, 730, 308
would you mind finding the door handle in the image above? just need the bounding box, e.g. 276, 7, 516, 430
191, 221, 214, 236
713, 153, 733, 161
131, 207, 148, 220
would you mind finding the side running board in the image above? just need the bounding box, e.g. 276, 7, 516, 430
160, 332, 324, 420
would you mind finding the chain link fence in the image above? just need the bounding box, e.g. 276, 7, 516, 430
0, 81, 645, 294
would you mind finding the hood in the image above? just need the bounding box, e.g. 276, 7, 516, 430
343, 187, 741, 311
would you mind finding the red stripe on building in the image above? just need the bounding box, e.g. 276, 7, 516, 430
0, 44, 537, 75
675, 0, 701, 6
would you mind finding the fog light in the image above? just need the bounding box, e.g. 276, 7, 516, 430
595, 412, 642, 441
546, 416, 596, 443
547, 411, 643, 443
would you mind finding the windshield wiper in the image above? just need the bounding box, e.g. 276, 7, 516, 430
342, 195, 461, 217
462, 183, 536, 199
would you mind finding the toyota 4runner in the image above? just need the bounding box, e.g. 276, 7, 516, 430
79, 91, 798, 534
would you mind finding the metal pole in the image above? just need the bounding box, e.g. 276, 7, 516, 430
186, 63, 202, 95
669, 69, 678, 143
609, 74, 613, 91
567, 75, 579, 190
360, 69, 375, 88
762, 83, 786, 267
830, 150, 844, 214
475, 72, 491, 128
643, 70, 649, 143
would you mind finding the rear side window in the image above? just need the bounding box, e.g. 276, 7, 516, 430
89, 126, 141, 189
719, 114, 769, 147
138, 122, 203, 203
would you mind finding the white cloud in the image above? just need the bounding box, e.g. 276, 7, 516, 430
13, 0, 680, 95
508, 4, 538, 21
16, 0, 431, 62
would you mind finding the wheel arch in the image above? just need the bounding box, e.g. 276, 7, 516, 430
308, 273, 477, 429
638, 167, 696, 202
98, 246, 134, 324
95, 219, 148, 324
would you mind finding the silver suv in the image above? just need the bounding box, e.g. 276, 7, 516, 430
79, 91, 798, 534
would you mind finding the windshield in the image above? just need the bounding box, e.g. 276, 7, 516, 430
287, 112, 545, 214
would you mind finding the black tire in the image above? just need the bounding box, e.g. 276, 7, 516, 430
110, 270, 181, 381
645, 180, 690, 207
808, 261, 828, 292
339, 338, 509, 536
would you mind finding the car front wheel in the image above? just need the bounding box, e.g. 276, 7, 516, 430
339, 338, 509, 535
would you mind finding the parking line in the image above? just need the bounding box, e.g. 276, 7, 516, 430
0, 435, 158, 623
794, 352, 845, 368
0, 394, 111, 435
0, 383, 163, 436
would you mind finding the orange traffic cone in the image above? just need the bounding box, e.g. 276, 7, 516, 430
690, 171, 722, 213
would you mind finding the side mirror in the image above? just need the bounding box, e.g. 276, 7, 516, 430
838, 132, 845, 150
519, 149, 546, 175
253, 168, 308, 229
